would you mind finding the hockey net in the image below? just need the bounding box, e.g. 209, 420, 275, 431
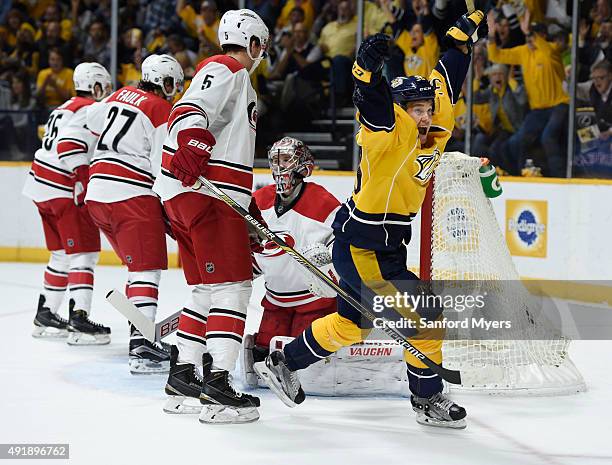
421, 152, 586, 395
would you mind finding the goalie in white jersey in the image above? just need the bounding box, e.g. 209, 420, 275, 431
85, 54, 184, 374
153, 9, 269, 424
242, 137, 340, 381
23, 62, 112, 345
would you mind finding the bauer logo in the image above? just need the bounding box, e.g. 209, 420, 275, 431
505, 200, 548, 258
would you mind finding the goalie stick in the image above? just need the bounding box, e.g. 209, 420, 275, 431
193, 176, 462, 385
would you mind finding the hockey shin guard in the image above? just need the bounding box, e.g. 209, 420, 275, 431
67, 252, 98, 313
176, 284, 211, 366
42, 250, 70, 313
127, 270, 161, 321
206, 280, 251, 372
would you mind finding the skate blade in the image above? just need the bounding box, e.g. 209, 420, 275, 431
67, 332, 111, 346
198, 404, 259, 424
253, 361, 297, 408
163, 396, 202, 415
129, 358, 170, 375
415, 413, 467, 430
32, 325, 68, 339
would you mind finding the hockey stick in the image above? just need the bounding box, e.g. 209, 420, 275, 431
106, 289, 181, 342
195, 176, 462, 385
465, 0, 475, 14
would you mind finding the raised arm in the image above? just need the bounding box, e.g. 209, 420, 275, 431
351, 33, 395, 132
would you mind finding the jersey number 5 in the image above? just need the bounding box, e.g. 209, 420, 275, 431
97, 107, 138, 152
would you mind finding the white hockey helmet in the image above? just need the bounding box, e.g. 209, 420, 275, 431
73, 62, 112, 100
218, 9, 269, 73
141, 54, 185, 97
268, 137, 314, 195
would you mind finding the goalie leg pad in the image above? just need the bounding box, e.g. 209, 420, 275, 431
206, 280, 251, 371
255, 306, 294, 348
176, 285, 211, 366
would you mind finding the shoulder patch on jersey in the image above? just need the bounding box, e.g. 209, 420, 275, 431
60, 96, 95, 113
253, 184, 276, 211
108, 86, 172, 127
195, 55, 245, 75
293, 182, 341, 222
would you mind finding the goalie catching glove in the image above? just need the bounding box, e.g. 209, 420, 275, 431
446, 10, 485, 52
299, 243, 338, 298
170, 128, 216, 187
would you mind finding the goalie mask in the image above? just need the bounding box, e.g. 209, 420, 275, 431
268, 137, 314, 195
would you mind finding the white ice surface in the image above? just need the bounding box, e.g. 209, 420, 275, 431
0, 263, 610, 465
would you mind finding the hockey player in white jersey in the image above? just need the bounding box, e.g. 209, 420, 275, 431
242, 137, 340, 383
23, 62, 112, 345
85, 54, 184, 374
154, 9, 269, 424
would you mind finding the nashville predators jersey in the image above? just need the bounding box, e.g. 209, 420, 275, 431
333, 48, 470, 251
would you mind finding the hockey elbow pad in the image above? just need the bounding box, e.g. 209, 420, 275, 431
446, 10, 485, 51
171, 128, 216, 188
354, 33, 391, 84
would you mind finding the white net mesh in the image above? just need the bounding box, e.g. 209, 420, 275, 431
431, 153, 586, 395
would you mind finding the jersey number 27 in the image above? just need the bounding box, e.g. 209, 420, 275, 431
97, 106, 137, 152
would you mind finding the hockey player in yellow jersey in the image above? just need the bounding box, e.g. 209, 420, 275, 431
255, 10, 485, 429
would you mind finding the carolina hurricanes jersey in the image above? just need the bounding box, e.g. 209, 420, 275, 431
23, 97, 98, 203
85, 86, 172, 203
154, 55, 258, 209
253, 182, 341, 310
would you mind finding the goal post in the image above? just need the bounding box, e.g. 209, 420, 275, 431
420, 152, 586, 395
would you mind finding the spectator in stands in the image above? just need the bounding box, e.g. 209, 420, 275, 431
364, 0, 395, 38
395, 0, 439, 78
37, 2, 73, 43
277, 0, 315, 33
577, 60, 612, 140
318, 0, 357, 105
118, 45, 143, 87
490, 4, 525, 49
473, 64, 528, 173
0, 9, 35, 51
35, 46, 74, 109
177, 0, 220, 51
37, 20, 72, 69
167, 34, 198, 66
0, 71, 37, 160
488, 17, 570, 176
1, 27, 39, 79
311, 0, 339, 41
269, 22, 316, 80
246, 0, 282, 32
141, 0, 181, 36
83, 19, 111, 69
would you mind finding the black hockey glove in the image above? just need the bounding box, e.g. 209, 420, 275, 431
446, 10, 485, 52
353, 33, 391, 84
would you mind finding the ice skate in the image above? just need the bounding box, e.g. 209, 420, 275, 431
254, 350, 305, 408
32, 295, 69, 338
241, 334, 269, 388
163, 345, 205, 414
411, 392, 467, 429
199, 354, 260, 424
66, 299, 111, 345
129, 324, 170, 374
